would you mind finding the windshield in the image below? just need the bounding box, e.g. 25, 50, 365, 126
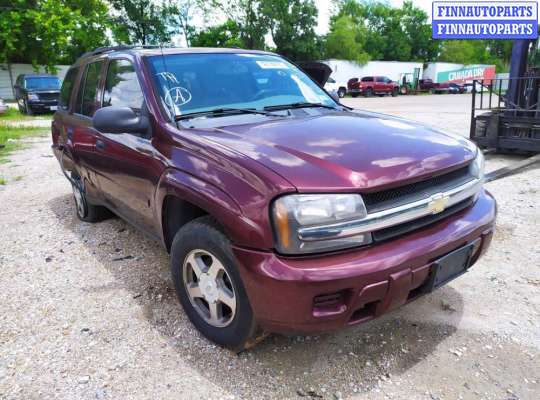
147, 53, 335, 117
25, 77, 60, 91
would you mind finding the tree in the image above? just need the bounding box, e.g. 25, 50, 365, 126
61, 0, 111, 63
0, 0, 111, 71
330, 0, 438, 62
110, 0, 177, 45
170, 0, 210, 46
190, 19, 244, 48
218, 0, 267, 49
260, 0, 321, 61
438, 40, 513, 71
325, 15, 369, 64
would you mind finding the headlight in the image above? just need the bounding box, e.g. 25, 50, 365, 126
27, 93, 39, 101
470, 148, 485, 181
272, 194, 372, 254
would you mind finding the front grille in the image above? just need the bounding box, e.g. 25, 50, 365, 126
37, 92, 59, 101
373, 196, 474, 242
363, 165, 472, 213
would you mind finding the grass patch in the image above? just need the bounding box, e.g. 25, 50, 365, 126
0, 125, 48, 162
0, 107, 53, 121
0, 176, 6, 185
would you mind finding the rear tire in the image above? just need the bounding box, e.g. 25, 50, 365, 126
170, 216, 258, 351
351, 93, 359, 98
71, 173, 111, 222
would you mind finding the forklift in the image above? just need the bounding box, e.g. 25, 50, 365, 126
469, 40, 540, 181
470, 40, 540, 153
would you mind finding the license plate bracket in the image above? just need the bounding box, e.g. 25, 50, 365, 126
424, 241, 477, 292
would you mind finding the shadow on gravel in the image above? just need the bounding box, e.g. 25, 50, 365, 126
49, 193, 464, 399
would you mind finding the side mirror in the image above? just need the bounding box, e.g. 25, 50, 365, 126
93, 106, 149, 135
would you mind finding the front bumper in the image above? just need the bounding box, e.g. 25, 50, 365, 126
27, 100, 58, 111
233, 189, 496, 334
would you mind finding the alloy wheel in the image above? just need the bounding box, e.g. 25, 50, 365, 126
182, 249, 237, 328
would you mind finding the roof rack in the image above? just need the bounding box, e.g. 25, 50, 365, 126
80, 45, 164, 58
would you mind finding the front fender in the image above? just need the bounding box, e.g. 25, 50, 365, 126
155, 168, 270, 249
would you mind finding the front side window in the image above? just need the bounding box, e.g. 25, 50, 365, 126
147, 53, 335, 117
77, 61, 103, 117
25, 76, 61, 90
59, 67, 79, 110
103, 59, 144, 111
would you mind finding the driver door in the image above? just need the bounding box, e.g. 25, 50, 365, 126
93, 58, 163, 237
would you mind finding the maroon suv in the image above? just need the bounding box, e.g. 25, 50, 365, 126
348, 76, 399, 97
52, 46, 496, 351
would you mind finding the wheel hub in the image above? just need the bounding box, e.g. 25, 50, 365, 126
199, 274, 219, 303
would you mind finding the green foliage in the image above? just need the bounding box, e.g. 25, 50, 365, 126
216, 0, 267, 50
438, 40, 513, 71
0, 107, 52, 121
0, 124, 47, 162
190, 20, 244, 48
0, 0, 111, 70
170, 0, 210, 46
325, 16, 369, 64
260, 0, 321, 61
329, 0, 438, 62
110, 0, 177, 45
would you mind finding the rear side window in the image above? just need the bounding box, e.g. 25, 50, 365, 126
76, 61, 104, 117
59, 68, 79, 110
361, 77, 373, 82
103, 60, 144, 111
375, 77, 384, 82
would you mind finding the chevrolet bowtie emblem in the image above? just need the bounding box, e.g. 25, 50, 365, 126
428, 193, 450, 214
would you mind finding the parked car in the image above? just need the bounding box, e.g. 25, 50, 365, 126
448, 82, 466, 94
417, 79, 459, 94
0, 97, 8, 115
14, 74, 61, 114
347, 76, 399, 97
324, 77, 347, 98
52, 46, 496, 351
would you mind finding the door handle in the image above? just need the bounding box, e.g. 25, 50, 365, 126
66, 127, 74, 140
95, 139, 106, 151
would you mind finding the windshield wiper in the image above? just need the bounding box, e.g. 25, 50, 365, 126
263, 102, 340, 111
175, 107, 284, 121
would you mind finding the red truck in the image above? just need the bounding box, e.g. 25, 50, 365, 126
52, 46, 495, 351
347, 76, 399, 97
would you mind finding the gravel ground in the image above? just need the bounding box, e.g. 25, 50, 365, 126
1, 94, 539, 400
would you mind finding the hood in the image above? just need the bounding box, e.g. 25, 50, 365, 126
190, 110, 476, 192
297, 62, 332, 86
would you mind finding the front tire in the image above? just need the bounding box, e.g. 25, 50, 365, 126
24, 100, 33, 115
392, 87, 399, 97
170, 216, 258, 351
364, 88, 373, 97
